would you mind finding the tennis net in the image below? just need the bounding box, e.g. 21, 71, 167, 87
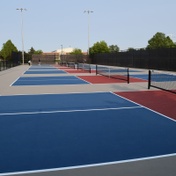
148, 70, 176, 94
77, 63, 91, 73
67, 62, 75, 69
96, 65, 129, 83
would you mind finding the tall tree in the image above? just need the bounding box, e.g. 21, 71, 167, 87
1, 40, 18, 60
109, 45, 120, 52
28, 47, 43, 55
28, 47, 36, 55
70, 48, 83, 55
90, 41, 110, 55
34, 50, 43, 54
147, 32, 176, 49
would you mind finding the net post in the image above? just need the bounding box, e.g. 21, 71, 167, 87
96, 65, 98, 75
73, 62, 75, 69
127, 68, 130, 84
148, 70, 151, 89
83, 63, 85, 71
109, 67, 110, 79
89, 64, 91, 73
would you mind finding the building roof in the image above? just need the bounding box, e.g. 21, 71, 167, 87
53, 47, 74, 54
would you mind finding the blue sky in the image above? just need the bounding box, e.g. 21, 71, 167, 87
0, 0, 176, 52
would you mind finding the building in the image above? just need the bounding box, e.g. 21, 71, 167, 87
54, 47, 74, 55
32, 47, 88, 65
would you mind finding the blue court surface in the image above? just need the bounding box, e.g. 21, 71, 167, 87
12, 76, 89, 86
24, 70, 66, 74
28, 65, 57, 70
0, 92, 176, 175
24, 65, 66, 74
130, 72, 176, 81
151, 73, 176, 82
130, 74, 148, 80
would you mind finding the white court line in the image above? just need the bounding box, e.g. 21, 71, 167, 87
1, 153, 176, 176
1, 92, 176, 175
74, 75, 92, 84
0, 106, 141, 116
11, 83, 90, 87
16, 78, 81, 82
10, 77, 20, 87
61, 68, 92, 84
110, 91, 176, 123
11, 76, 91, 84
0, 91, 112, 97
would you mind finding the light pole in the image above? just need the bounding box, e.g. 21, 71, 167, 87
84, 10, 93, 55
61, 45, 63, 55
16, 8, 27, 65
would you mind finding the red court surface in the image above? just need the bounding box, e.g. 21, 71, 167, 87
130, 77, 147, 82
78, 75, 147, 84
55, 66, 96, 74
116, 90, 176, 120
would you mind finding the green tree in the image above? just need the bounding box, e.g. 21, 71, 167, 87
70, 48, 83, 55
90, 41, 110, 55
28, 47, 36, 55
28, 47, 43, 55
1, 40, 18, 60
109, 45, 120, 52
147, 32, 176, 49
34, 50, 43, 54
127, 48, 136, 52
26, 47, 43, 62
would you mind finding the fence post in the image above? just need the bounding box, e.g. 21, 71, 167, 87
127, 68, 130, 84
148, 70, 151, 89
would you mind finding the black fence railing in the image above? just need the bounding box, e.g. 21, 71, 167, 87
60, 55, 89, 65
32, 54, 58, 64
91, 48, 176, 71
0, 60, 20, 71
